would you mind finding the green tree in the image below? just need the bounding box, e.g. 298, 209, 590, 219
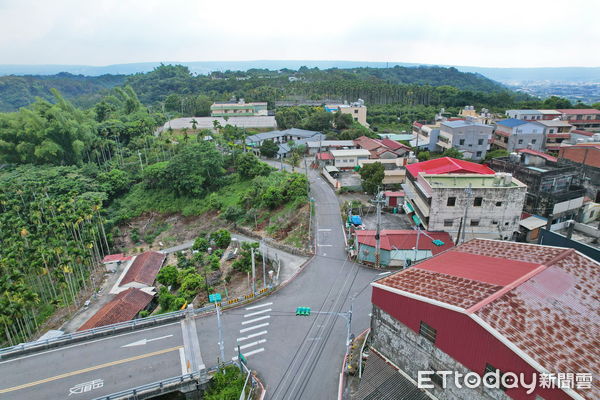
209, 229, 231, 249
156, 265, 179, 287
441, 148, 464, 160
260, 140, 279, 158
236, 152, 271, 179
359, 162, 385, 194
484, 149, 509, 162
193, 237, 209, 252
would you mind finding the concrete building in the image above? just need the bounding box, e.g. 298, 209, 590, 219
369, 239, 599, 400
412, 122, 439, 152
101, 253, 132, 273
437, 120, 494, 160
505, 109, 562, 120
245, 128, 325, 146
493, 119, 545, 152
459, 105, 494, 124
304, 140, 356, 155
556, 108, 600, 132
354, 136, 410, 159
329, 149, 371, 169
402, 158, 526, 240
353, 229, 454, 267
324, 99, 369, 127
210, 99, 268, 117
489, 153, 586, 226
358, 158, 410, 186
533, 119, 573, 151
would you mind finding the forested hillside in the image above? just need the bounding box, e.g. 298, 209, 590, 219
0, 64, 510, 112
0, 72, 126, 111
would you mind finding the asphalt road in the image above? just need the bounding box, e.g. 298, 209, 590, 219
0, 161, 379, 400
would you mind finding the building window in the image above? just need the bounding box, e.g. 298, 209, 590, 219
492, 220, 498, 225
473, 197, 483, 206
496, 201, 502, 206
444, 219, 453, 227
470, 219, 480, 226
532, 139, 537, 144
549, 129, 554, 133
419, 321, 437, 344
476, 151, 482, 158
354, 109, 359, 114
447, 197, 456, 206
478, 139, 484, 145
518, 139, 523, 144
459, 139, 465, 145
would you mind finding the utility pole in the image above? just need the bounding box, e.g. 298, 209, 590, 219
460, 184, 473, 244
413, 225, 421, 262
216, 303, 225, 365
137, 151, 144, 172
261, 242, 266, 289
251, 247, 256, 293
372, 188, 386, 268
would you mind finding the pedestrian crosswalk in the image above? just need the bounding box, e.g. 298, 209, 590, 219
232, 302, 271, 361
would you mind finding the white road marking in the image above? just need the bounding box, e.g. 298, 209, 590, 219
318, 228, 332, 231
232, 347, 265, 361
236, 339, 267, 351
237, 331, 268, 342
239, 323, 269, 333
317, 244, 333, 247
121, 334, 173, 348
241, 315, 270, 325
0, 322, 181, 364
68, 379, 104, 396
179, 347, 187, 374
244, 308, 271, 318
245, 302, 272, 310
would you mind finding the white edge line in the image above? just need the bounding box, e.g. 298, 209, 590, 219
0, 321, 181, 364
245, 302, 273, 311
178, 347, 187, 375
237, 331, 268, 342
240, 323, 269, 333
244, 309, 271, 318
241, 315, 270, 325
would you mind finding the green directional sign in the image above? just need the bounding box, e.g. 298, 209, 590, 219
209, 293, 222, 303
295, 307, 311, 316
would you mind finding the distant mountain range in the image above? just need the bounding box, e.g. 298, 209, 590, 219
1, 61, 600, 84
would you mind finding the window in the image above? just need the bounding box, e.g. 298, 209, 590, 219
476, 151, 482, 158
496, 201, 502, 206
518, 139, 523, 144
459, 139, 465, 145
492, 220, 498, 225
419, 321, 437, 344
505, 222, 510, 226
473, 197, 483, 206
532, 139, 537, 144
478, 139, 484, 145
549, 129, 554, 133
470, 219, 480, 226
444, 219, 453, 227
447, 197, 456, 206
354, 109, 359, 114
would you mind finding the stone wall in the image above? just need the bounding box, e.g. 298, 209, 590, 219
370, 305, 510, 400
232, 226, 313, 257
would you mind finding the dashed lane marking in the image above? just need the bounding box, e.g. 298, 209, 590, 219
245, 302, 273, 311
237, 331, 268, 342
241, 316, 270, 325
236, 339, 267, 351
243, 308, 271, 318
240, 323, 270, 333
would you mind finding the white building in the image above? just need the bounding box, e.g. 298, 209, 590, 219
330, 149, 371, 169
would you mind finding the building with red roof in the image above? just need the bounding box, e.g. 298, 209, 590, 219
515, 148, 558, 163
101, 253, 133, 272
406, 157, 495, 179
118, 251, 166, 289
78, 288, 154, 331
403, 158, 526, 240
370, 239, 599, 400
556, 109, 600, 132
353, 136, 410, 159
354, 229, 453, 267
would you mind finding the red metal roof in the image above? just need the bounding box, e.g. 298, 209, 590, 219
102, 253, 132, 263
556, 108, 600, 114
354, 136, 382, 151
412, 122, 423, 128
384, 191, 405, 197
120, 251, 166, 286
379, 138, 410, 151
545, 133, 570, 139
447, 117, 465, 121
406, 157, 495, 178
375, 239, 600, 399
355, 230, 454, 254
572, 129, 595, 137
316, 152, 334, 160
516, 148, 558, 163
78, 288, 153, 331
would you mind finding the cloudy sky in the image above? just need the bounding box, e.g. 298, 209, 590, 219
1, 0, 598, 67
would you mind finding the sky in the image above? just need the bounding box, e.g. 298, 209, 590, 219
0, 0, 599, 68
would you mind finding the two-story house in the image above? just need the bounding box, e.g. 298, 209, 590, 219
437, 120, 494, 160
493, 119, 545, 152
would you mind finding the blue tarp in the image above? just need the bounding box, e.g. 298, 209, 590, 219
351, 215, 362, 225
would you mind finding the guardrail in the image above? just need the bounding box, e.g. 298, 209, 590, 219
92, 363, 231, 400
0, 284, 277, 360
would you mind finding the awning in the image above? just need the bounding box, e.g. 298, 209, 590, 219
412, 215, 422, 226
403, 202, 414, 213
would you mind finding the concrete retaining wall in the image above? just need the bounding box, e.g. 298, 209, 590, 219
574, 222, 600, 238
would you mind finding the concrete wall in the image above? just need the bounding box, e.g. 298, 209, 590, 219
441, 124, 493, 160
427, 186, 526, 240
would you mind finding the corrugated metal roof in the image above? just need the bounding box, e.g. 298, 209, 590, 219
495, 118, 530, 128
406, 157, 495, 178
356, 230, 454, 253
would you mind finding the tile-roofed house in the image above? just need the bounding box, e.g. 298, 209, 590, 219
102, 253, 132, 263
78, 288, 154, 331
371, 239, 599, 400
119, 251, 166, 287
571, 129, 595, 137
405, 157, 494, 179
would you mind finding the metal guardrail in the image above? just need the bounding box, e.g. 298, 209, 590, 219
92, 363, 232, 400
0, 285, 276, 359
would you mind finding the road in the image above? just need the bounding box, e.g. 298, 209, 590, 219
0, 161, 379, 400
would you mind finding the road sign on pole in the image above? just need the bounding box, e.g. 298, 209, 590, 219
209, 293, 222, 303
